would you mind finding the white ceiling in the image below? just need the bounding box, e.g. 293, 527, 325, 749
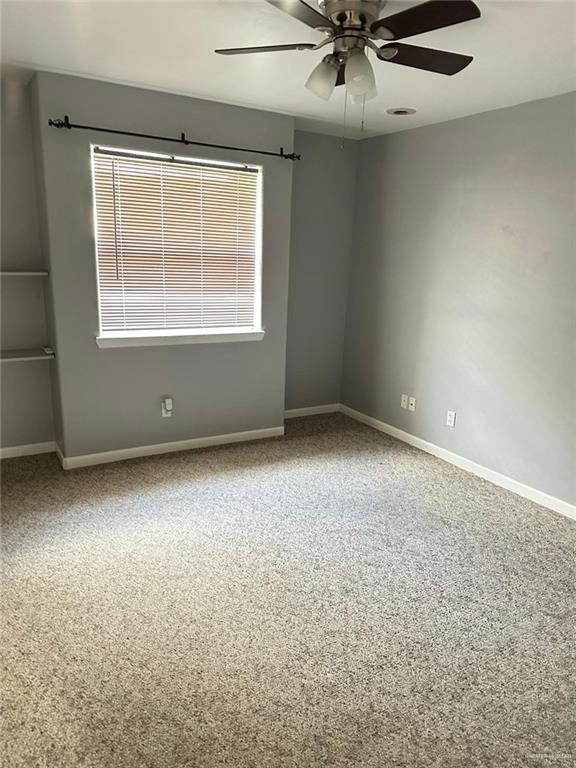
2, 0, 575, 138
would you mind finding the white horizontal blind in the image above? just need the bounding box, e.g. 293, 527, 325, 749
92, 148, 261, 333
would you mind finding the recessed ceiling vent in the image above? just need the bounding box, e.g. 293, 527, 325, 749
386, 107, 417, 116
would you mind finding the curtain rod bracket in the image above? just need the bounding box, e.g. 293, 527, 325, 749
47, 115, 301, 161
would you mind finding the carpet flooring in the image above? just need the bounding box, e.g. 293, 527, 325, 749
2, 414, 575, 768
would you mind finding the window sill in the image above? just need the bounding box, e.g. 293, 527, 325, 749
96, 328, 265, 348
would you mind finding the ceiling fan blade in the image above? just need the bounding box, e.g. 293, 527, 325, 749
335, 61, 346, 86
265, 0, 335, 31
378, 43, 472, 75
215, 43, 317, 55
371, 0, 480, 41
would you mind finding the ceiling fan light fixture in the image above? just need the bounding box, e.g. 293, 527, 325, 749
345, 49, 376, 97
305, 55, 339, 100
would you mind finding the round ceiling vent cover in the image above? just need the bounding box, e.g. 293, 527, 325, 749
386, 107, 417, 116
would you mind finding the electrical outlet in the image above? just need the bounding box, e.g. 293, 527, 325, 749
400, 394, 408, 409
161, 396, 173, 418
446, 410, 456, 428
408, 397, 416, 412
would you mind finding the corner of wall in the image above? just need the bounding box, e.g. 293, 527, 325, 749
29, 74, 66, 453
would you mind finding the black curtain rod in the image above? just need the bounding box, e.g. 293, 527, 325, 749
47, 115, 301, 161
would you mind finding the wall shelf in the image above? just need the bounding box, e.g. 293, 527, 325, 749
1, 347, 55, 363
1, 271, 49, 277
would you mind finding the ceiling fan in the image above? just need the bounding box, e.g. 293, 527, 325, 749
215, 0, 481, 101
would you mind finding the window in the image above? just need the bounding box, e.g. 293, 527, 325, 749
91, 146, 263, 347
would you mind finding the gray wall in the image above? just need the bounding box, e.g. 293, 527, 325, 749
1, 74, 54, 448
4, 71, 574, 509
285, 131, 357, 410
343, 93, 576, 505
32, 72, 294, 457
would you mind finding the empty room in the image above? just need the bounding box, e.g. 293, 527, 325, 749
1, 1, 575, 766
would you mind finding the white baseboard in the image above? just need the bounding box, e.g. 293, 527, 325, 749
0, 441, 56, 459
4, 406, 573, 521
57, 426, 285, 470
340, 404, 576, 522
284, 404, 341, 418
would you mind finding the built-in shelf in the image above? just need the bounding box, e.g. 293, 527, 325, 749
0, 271, 49, 277
1, 347, 55, 363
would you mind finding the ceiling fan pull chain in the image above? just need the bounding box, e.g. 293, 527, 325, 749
361, 94, 367, 133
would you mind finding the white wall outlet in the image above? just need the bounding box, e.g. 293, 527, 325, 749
161, 396, 173, 418
400, 394, 409, 409
446, 410, 456, 428
408, 397, 416, 412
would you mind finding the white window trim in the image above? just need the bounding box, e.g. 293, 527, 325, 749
90, 145, 264, 349
96, 327, 265, 349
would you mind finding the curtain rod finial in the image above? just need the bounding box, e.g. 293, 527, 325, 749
47, 116, 72, 129
280, 147, 301, 161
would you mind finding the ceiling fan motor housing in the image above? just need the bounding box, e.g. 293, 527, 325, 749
319, 0, 387, 58
319, 0, 386, 28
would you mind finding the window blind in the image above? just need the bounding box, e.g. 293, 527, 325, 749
92, 148, 262, 334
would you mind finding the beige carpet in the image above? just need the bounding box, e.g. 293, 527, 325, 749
2, 414, 575, 767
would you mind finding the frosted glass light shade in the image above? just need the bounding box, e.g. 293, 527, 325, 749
345, 50, 376, 97
305, 56, 339, 100
351, 84, 377, 104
